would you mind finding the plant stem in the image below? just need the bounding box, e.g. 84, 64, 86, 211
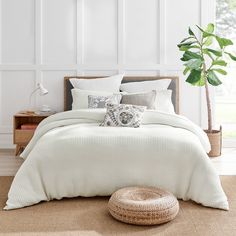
203, 64, 213, 132
199, 34, 213, 133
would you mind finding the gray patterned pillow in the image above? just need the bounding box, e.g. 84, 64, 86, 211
88, 94, 122, 108
100, 103, 146, 128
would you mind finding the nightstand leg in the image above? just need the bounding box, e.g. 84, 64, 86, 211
15, 145, 21, 156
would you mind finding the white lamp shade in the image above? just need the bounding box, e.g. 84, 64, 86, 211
38, 83, 48, 96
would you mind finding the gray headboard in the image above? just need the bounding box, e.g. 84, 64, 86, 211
64, 76, 179, 114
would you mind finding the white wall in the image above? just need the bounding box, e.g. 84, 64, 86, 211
0, 0, 215, 148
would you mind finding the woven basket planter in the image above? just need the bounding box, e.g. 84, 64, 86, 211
108, 187, 179, 225
205, 126, 222, 158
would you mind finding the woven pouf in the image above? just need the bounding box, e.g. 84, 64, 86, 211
108, 187, 179, 225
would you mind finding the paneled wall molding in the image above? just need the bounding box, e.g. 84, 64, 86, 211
0, 0, 2, 64
200, 0, 216, 26
0, 0, 2, 133
35, 0, 42, 65
0, 64, 182, 71
35, 0, 43, 107
0, 0, 208, 148
117, 0, 125, 73
76, 0, 84, 69
159, 0, 166, 76
0, 126, 11, 134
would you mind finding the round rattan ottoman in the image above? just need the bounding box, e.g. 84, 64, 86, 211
108, 186, 179, 225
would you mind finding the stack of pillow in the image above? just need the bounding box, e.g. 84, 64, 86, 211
70, 74, 124, 110
70, 74, 175, 128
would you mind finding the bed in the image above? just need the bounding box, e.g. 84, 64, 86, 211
4, 76, 228, 210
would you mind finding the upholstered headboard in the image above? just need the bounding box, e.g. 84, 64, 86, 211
64, 76, 179, 114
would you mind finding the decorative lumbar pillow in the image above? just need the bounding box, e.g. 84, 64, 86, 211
88, 94, 122, 109
100, 103, 146, 128
121, 90, 157, 109
120, 79, 171, 93
70, 74, 124, 93
71, 89, 114, 109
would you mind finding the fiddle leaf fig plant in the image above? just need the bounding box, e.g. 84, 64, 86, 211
178, 23, 236, 133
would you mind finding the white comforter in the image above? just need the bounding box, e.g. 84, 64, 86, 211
5, 109, 228, 210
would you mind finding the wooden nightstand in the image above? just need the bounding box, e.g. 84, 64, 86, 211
13, 111, 55, 156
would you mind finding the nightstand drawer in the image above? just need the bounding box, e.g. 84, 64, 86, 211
13, 111, 56, 156
14, 129, 34, 144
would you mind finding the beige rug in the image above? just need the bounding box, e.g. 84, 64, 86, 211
0, 176, 236, 236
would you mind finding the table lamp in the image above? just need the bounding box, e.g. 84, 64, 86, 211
27, 83, 49, 114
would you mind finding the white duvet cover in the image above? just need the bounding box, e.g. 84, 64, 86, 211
5, 109, 228, 210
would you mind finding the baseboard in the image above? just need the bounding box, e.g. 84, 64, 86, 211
0, 134, 15, 149
223, 139, 236, 148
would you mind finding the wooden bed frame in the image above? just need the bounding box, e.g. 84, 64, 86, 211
64, 76, 179, 114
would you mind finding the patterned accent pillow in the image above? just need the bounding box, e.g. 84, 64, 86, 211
100, 103, 146, 128
88, 94, 122, 108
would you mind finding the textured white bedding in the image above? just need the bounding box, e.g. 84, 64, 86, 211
5, 109, 228, 210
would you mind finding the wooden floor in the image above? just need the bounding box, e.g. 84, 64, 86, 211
211, 148, 236, 175
0, 148, 235, 176
0, 149, 23, 176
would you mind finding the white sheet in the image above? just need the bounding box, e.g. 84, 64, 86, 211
4, 109, 228, 210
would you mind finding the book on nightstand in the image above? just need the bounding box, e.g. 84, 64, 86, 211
20, 123, 38, 130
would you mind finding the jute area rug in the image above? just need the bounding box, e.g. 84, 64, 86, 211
0, 176, 236, 236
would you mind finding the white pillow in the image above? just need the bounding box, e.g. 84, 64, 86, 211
155, 90, 175, 114
70, 74, 124, 93
120, 79, 171, 93
72, 89, 114, 110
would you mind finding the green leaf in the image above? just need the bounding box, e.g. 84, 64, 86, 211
202, 49, 214, 60
196, 25, 204, 32
196, 25, 215, 38
179, 46, 191, 51
193, 74, 205, 86
216, 36, 233, 49
203, 36, 213, 46
186, 69, 202, 84
180, 36, 194, 44
212, 60, 227, 66
188, 27, 195, 36
206, 23, 214, 33
184, 59, 202, 69
225, 52, 236, 61
203, 32, 215, 38
177, 41, 196, 48
213, 68, 227, 75
205, 48, 222, 57
181, 51, 203, 61
207, 70, 222, 86
179, 45, 200, 51
183, 67, 190, 75
221, 38, 233, 46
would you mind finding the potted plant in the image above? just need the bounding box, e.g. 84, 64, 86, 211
178, 23, 236, 157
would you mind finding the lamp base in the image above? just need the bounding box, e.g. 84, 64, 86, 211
24, 110, 36, 115
40, 105, 51, 112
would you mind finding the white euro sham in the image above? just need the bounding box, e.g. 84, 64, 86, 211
120, 79, 171, 93
70, 74, 124, 93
